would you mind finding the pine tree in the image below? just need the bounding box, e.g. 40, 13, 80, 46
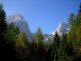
33, 27, 44, 46
0, 3, 7, 41
75, 3, 81, 45
16, 32, 31, 61
0, 3, 17, 61
60, 34, 67, 56
59, 34, 74, 57
5, 23, 20, 45
67, 3, 81, 56
16, 32, 28, 47
68, 13, 76, 49
73, 3, 81, 55
53, 31, 60, 46
50, 32, 60, 61
68, 13, 75, 28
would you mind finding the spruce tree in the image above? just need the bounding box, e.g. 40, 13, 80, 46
51, 32, 60, 61
16, 32, 31, 61
67, 3, 81, 56
53, 31, 60, 46
5, 23, 20, 45
68, 13, 75, 28
0, 3, 7, 42
33, 27, 44, 46
16, 32, 28, 47
0, 3, 16, 61
75, 3, 81, 45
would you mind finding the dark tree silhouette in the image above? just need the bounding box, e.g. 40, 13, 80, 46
0, 3, 16, 61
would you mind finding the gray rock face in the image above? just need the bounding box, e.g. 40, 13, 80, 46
56, 22, 69, 35
7, 13, 32, 42
51, 22, 70, 36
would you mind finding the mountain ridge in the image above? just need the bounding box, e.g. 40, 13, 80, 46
7, 13, 32, 42
51, 22, 70, 36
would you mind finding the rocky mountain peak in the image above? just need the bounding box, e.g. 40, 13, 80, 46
51, 22, 69, 36
7, 13, 32, 42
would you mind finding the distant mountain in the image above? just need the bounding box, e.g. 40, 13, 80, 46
51, 22, 70, 36
7, 13, 32, 42
6, 14, 70, 42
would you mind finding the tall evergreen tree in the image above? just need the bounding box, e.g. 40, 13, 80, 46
16, 32, 28, 47
68, 13, 75, 28
53, 31, 60, 46
0, 3, 7, 42
75, 3, 81, 45
68, 3, 81, 56
50, 32, 60, 61
16, 32, 31, 61
0, 3, 16, 61
33, 27, 44, 46
60, 34, 68, 56
5, 23, 20, 45
59, 34, 74, 57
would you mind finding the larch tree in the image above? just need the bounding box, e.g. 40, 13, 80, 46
68, 13, 75, 28
16, 32, 31, 61
33, 27, 44, 46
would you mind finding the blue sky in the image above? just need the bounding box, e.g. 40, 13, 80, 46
0, 0, 81, 34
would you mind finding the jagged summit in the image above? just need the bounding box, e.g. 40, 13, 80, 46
6, 13, 70, 42
51, 22, 69, 36
7, 13, 32, 42
7, 13, 25, 23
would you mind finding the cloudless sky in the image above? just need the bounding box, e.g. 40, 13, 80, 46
0, 0, 81, 34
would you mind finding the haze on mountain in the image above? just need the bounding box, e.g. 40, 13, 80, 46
7, 13, 70, 42
7, 13, 32, 42
51, 22, 70, 36
1, 0, 81, 34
